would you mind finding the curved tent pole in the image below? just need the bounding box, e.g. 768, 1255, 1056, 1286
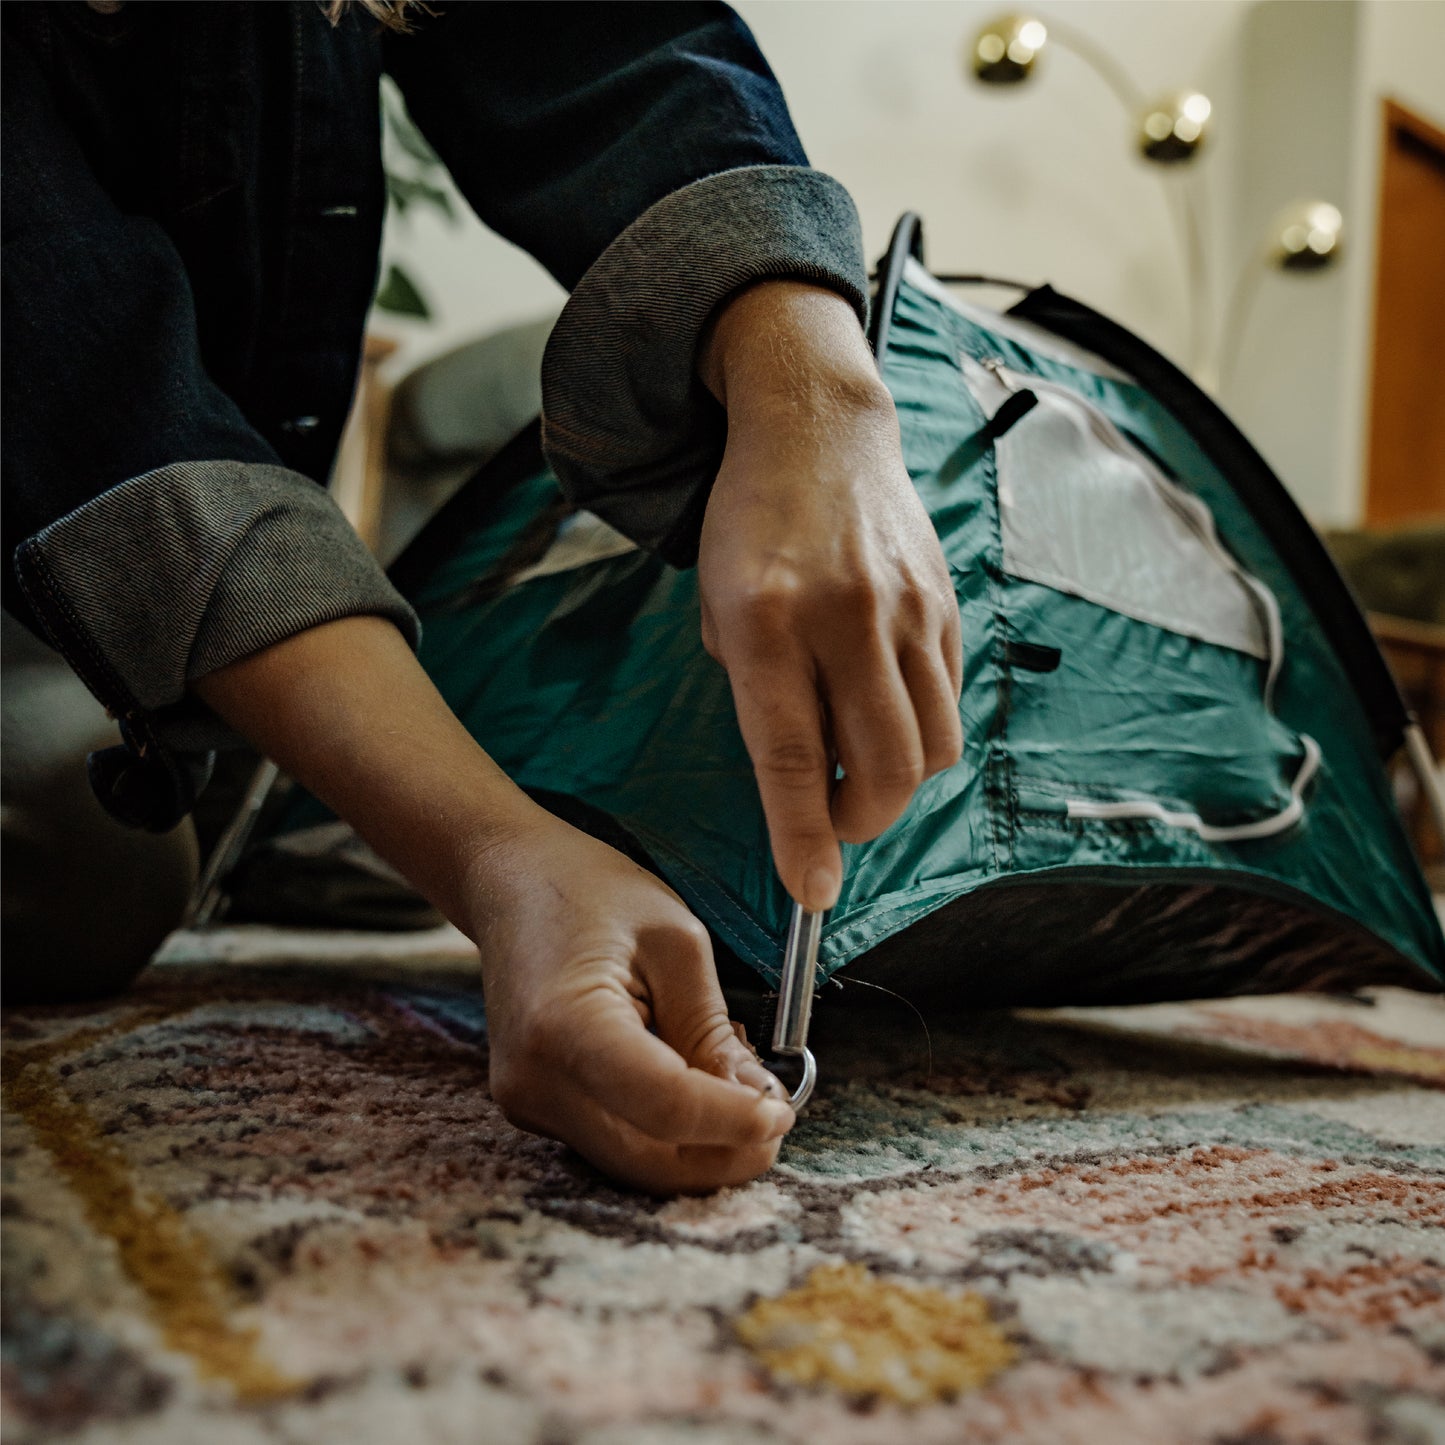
933, 272, 1036, 290
1405, 724, 1445, 856
869, 213, 1035, 364
869, 211, 926, 361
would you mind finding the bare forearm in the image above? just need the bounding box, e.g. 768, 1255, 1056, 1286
192, 615, 538, 931
698, 279, 890, 419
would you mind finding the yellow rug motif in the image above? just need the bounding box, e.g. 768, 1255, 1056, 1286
2, 1015, 296, 1402
735, 1261, 1016, 1405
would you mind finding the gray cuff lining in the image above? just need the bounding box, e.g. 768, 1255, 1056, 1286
14, 460, 420, 719
539, 165, 869, 562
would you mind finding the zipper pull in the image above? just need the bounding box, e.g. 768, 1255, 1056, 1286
981, 356, 1015, 391
982, 387, 1040, 442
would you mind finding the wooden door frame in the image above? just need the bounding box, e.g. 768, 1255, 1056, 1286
1364, 98, 1445, 528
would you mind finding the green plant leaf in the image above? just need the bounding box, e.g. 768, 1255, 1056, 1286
374, 263, 430, 319
386, 174, 456, 221
382, 84, 442, 166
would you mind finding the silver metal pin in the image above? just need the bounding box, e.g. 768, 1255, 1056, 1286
771, 901, 821, 1110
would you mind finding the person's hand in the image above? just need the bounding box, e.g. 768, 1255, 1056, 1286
195, 616, 791, 1196
697, 282, 963, 912
467, 812, 795, 1195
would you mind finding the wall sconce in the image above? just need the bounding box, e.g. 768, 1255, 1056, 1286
1139, 91, 1213, 164
1210, 200, 1346, 391
1270, 199, 1345, 271
970, 14, 1047, 85
964, 13, 1343, 390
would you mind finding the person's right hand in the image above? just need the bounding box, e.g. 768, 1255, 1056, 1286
465, 812, 795, 1195
696, 282, 963, 915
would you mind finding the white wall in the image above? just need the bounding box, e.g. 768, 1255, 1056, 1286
378, 1, 1251, 371
1222, 0, 1359, 523
377, 0, 1444, 525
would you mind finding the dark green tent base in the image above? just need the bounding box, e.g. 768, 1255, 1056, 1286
521, 787, 1437, 1005
505, 792, 1435, 1009
835, 873, 1434, 1008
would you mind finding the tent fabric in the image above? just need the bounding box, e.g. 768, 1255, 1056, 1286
278, 243, 1444, 1001
967, 355, 1274, 662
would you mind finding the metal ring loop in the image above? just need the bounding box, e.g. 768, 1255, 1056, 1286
786, 1047, 817, 1112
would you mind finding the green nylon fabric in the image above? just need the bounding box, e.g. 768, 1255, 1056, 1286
295, 272, 1444, 987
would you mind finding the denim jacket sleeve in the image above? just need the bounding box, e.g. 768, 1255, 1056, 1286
384, 2, 870, 566
2, 30, 419, 770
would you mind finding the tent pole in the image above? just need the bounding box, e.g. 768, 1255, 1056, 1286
182, 759, 282, 929
1403, 722, 1445, 858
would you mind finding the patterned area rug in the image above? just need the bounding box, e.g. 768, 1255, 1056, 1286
4, 935, 1445, 1445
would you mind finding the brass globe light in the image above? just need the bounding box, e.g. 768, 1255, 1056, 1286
971, 15, 1049, 85
1139, 91, 1213, 164
1212, 199, 1346, 390
1269, 200, 1344, 271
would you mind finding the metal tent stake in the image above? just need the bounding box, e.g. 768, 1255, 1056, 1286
770, 902, 821, 1111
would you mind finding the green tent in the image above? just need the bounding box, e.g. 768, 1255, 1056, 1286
280, 215, 1444, 1008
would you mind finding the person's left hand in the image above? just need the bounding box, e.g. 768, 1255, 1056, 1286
696, 282, 963, 914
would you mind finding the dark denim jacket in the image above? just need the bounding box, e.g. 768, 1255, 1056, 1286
1, 1, 867, 828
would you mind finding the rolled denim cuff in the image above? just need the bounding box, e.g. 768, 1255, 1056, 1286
13, 459, 420, 727
539, 166, 869, 568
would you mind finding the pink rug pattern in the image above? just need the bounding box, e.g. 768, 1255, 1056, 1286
3, 954, 1444, 1444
